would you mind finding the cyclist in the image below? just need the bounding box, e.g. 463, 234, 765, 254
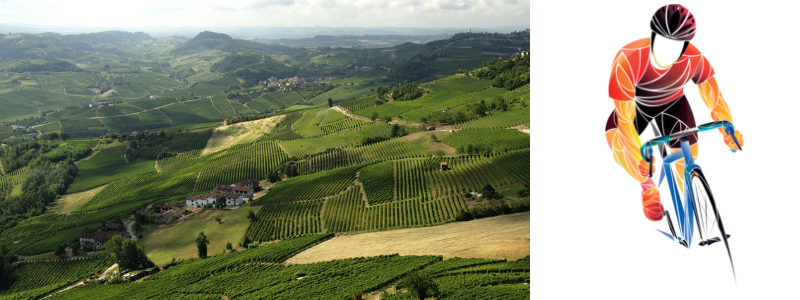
604, 4, 744, 221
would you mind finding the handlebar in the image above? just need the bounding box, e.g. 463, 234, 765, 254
640, 120, 742, 177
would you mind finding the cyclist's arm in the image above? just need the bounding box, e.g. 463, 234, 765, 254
690, 49, 738, 139
609, 49, 646, 181
698, 76, 733, 124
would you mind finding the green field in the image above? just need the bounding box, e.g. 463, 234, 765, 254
142, 206, 261, 266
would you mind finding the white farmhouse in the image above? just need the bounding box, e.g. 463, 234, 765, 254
185, 192, 243, 209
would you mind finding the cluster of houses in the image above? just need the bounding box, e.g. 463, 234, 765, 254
88, 101, 112, 108
258, 76, 335, 89
79, 223, 131, 250
185, 179, 259, 209
10, 125, 36, 132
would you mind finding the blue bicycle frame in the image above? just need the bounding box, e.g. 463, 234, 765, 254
640, 121, 741, 248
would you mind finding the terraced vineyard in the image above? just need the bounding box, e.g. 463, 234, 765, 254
0, 255, 114, 299
0, 167, 30, 196
194, 140, 288, 192
294, 137, 427, 174
321, 185, 468, 233
74, 171, 196, 212
250, 164, 362, 205
359, 161, 394, 204
245, 200, 325, 242
455, 108, 530, 129
442, 128, 530, 152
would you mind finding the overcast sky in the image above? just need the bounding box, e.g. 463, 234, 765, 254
0, 0, 530, 29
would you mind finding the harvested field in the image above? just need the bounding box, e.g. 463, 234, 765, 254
50, 185, 106, 214
285, 212, 529, 264
202, 115, 283, 155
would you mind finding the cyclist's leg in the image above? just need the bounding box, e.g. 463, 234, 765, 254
655, 95, 699, 191
605, 108, 663, 220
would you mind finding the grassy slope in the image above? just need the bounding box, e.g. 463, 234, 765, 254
141, 206, 260, 266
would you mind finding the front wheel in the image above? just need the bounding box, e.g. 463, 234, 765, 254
689, 169, 736, 279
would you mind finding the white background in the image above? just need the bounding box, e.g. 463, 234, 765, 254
531, 1, 800, 298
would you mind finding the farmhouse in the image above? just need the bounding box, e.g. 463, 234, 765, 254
152, 202, 183, 224
214, 179, 258, 197
185, 192, 243, 209
154, 208, 182, 224
79, 231, 127, 250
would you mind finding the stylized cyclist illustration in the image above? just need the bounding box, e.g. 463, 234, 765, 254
604, 4, 743, 278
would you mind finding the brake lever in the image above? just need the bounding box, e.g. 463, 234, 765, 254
723, 123, 743, 152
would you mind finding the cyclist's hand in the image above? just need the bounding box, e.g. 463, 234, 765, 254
638, 158, 652, 177
724, 130, 744, 151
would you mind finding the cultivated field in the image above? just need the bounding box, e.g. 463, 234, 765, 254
285, 211, 530, 264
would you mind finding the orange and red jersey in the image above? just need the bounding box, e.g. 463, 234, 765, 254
608, 37, 715, 105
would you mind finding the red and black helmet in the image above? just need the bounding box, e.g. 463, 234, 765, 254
650, 4, 696, 41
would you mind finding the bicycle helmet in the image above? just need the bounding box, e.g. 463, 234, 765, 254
650, 4, 696, 41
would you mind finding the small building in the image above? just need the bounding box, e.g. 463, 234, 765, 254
104, 223, 124, 232
153, 208, 182, 224
440, 161, 448, 171
149, 95, 163, 100
153, 203, 177, 214
79, 231, 126, 250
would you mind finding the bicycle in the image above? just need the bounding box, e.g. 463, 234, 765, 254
640, 120, 742, 280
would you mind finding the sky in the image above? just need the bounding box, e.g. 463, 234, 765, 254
0, 0, 530, 29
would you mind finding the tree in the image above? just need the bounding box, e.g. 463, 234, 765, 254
215, 217, 222, 224
391, 124, 401, 137
196, 231, 210, 259
247, 210, 257, 222
105, 235, 154, 271
430, 134, 438, 143
54, 244, 66, 258
47, 132, 59, 141
327, 98, 333, 108
214, 196, 227, 210
370, 112, 379, 121
494, 96, 507, 111
400, 272, 438, 299
226, 242, 233, 252
268, 170, 282, 183
59, 132, 70, 140
481, 183, 498, 199
376, 86, 388, 98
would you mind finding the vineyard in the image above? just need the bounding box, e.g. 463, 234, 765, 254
74, 171, 196, 212
359, 161, 394, 204
193, 140, 288, 192
442, 128, 530, 152
321, 185, 468, 233
250, 164, 362, 205
0, 167, 30, 196
293, 136, 427, 175
0, 255, 114, 298
455, 108, 530, 129
338, 95, 379, 112
245, 200, 324, 242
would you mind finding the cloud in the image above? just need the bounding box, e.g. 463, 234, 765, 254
211, 0, 295, 11
438, 0, 470, 10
